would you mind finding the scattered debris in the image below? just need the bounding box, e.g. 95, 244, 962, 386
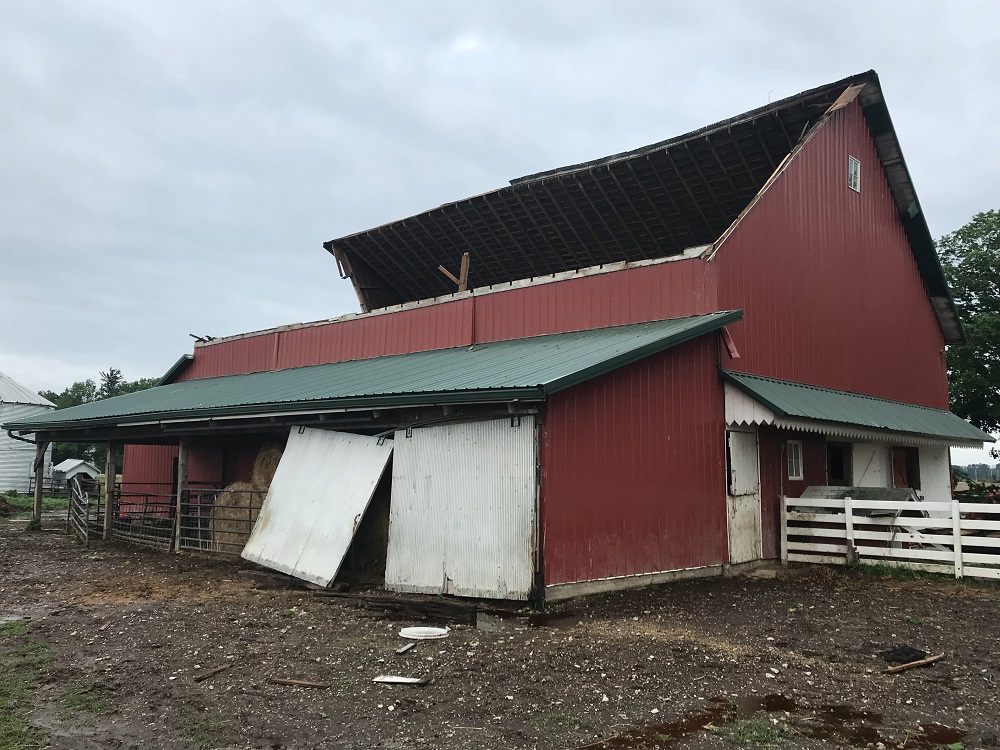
312, 591, 477, 623
399, 626, 449, 640
373, 675, 432, 685
885, 654, 945, 674
268, 678, 330, 689
194, 664, 232, 683
395, 642, 416, 655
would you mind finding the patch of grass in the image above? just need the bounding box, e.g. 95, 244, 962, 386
63, 682, 108, 716
721, 717, 792, 747
171, 704, 227, 750
533, 711, 592, 733
902, 614, 926, 626
850, 562, 937, 581
0, 621, 51, 749
2, 493, 70, 512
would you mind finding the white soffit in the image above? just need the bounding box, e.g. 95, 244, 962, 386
242, 427, 393, 586
724, 383, 980, 448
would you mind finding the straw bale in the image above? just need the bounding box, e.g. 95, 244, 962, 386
251, 441, 285, 491
211, 481, 262, 552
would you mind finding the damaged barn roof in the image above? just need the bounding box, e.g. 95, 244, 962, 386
3, 311, 740, 434
324, 70, 962, 344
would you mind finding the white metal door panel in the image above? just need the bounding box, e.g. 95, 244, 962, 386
727, 429, 762, 564
242, 427, 393, 586
385, 417, 535, 599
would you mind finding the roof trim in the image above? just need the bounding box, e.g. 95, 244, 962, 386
156, 354, 194, 386
721, 370, 993, 445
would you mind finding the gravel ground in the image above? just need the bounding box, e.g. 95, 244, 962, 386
1, 516, 998, 750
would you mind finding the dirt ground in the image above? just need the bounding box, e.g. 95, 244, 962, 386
1, 515, 998, 750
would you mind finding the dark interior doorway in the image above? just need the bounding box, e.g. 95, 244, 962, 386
826, 442, 852, 486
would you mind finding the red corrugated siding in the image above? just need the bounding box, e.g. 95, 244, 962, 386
541, 336, 727, 585
715, 100, 948, 408
757, 427, 827, 558
474, 259, 718, 342
121, 444, 177, 509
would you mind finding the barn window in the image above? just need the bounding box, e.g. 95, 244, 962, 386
848, 156, 861, 192
787, 440, 803, 481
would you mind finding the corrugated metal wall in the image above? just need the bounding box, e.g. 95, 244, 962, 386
0, 404, 52, 492
756, 427, 827, 558
715, 99, 949, 409
386, 417, 536, 599
122, 444, 177, 499
541, 337, 728, 585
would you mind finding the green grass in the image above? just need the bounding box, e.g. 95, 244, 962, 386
2, 493, 70, 512
170, 704, 228, 750
63, 682, 108, 716
0, 621, 52, 749
721, 717, 792, 747
850, 562, 936, 581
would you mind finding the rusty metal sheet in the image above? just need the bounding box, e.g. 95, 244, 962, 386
242, 427, 393, 586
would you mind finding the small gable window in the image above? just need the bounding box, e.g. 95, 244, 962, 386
848, 156, 861, 192
787, 440, 804, 481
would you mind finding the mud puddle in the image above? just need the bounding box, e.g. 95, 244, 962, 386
574, 693, 966, 749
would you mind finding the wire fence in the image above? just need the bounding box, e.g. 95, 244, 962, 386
180, 487, 264, 556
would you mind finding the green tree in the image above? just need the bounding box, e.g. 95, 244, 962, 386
939, 209, 1000, 453
98, 368, 125, 399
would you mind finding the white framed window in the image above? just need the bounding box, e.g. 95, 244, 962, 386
787, 440, 804, 481
848, 156, 861, 192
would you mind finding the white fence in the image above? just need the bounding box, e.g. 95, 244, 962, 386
781, 495, 1000, 580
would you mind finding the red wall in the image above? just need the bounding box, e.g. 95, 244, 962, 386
541, 335, 728, 585
715, 100, 949, 408
757, 427, 827, 558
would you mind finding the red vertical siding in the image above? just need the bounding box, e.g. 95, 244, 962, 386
541, 336, 727, 585
715, 100, 948, 408
121, 444, 177, 505
757, 427, 827, 558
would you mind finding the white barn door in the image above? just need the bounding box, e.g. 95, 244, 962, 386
385, 418, 535, 600
727, 429, 762, 564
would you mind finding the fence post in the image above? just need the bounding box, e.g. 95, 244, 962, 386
780, 496, 788, 565
103, 442, 116, 540
174, 438, 189, 553
844, 496, 857, 565
952, 495, 963, 580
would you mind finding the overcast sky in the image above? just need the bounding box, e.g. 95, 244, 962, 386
1, 1, 997, 460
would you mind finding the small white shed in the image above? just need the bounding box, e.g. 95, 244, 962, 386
52, 459, 100, 487
0, 371, 54, 493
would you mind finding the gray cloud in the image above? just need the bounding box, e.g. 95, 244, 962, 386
1, 0, 998, 409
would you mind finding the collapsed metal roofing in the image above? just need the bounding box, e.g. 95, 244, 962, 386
4, 311, 739, 434
324, 70, 962, 344
722, 370, 993, 445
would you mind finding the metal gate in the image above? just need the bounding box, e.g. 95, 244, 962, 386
67, 476, 91, 545
385, 417, 536, 600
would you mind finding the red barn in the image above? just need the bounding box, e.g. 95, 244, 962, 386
6, 71, 991, 601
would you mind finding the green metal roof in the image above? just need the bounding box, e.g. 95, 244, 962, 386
4, 311, 740, 433
722, 370, 994, 444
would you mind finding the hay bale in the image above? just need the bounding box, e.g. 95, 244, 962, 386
211, 481, 262, 552
251, 441, 285, 491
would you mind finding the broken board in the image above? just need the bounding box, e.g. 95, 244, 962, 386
242, 427, 393, 586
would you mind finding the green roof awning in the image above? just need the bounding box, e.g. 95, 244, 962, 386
722, 370, 993, 445
4, 311, 740, 433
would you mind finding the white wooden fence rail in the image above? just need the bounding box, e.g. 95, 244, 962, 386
781, 495, 1000, 580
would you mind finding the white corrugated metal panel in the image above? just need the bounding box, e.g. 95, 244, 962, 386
0, 372, 55, 407
0, 403, 52, 492
385, 417, 536, 600
241, 427, 393, 586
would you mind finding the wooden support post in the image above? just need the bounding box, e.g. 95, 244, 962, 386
174, 438, 189, 553
103, 443, 117, 540
952, 495, 963, 580
458, 252, 470, 292
844, 495, 857, 565
779, 495, 788, 565
32, 439, 48, 528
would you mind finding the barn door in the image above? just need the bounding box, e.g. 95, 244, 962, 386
726, 429, 762, 564
385, 417, 536, 600
241, 428, 393, 586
